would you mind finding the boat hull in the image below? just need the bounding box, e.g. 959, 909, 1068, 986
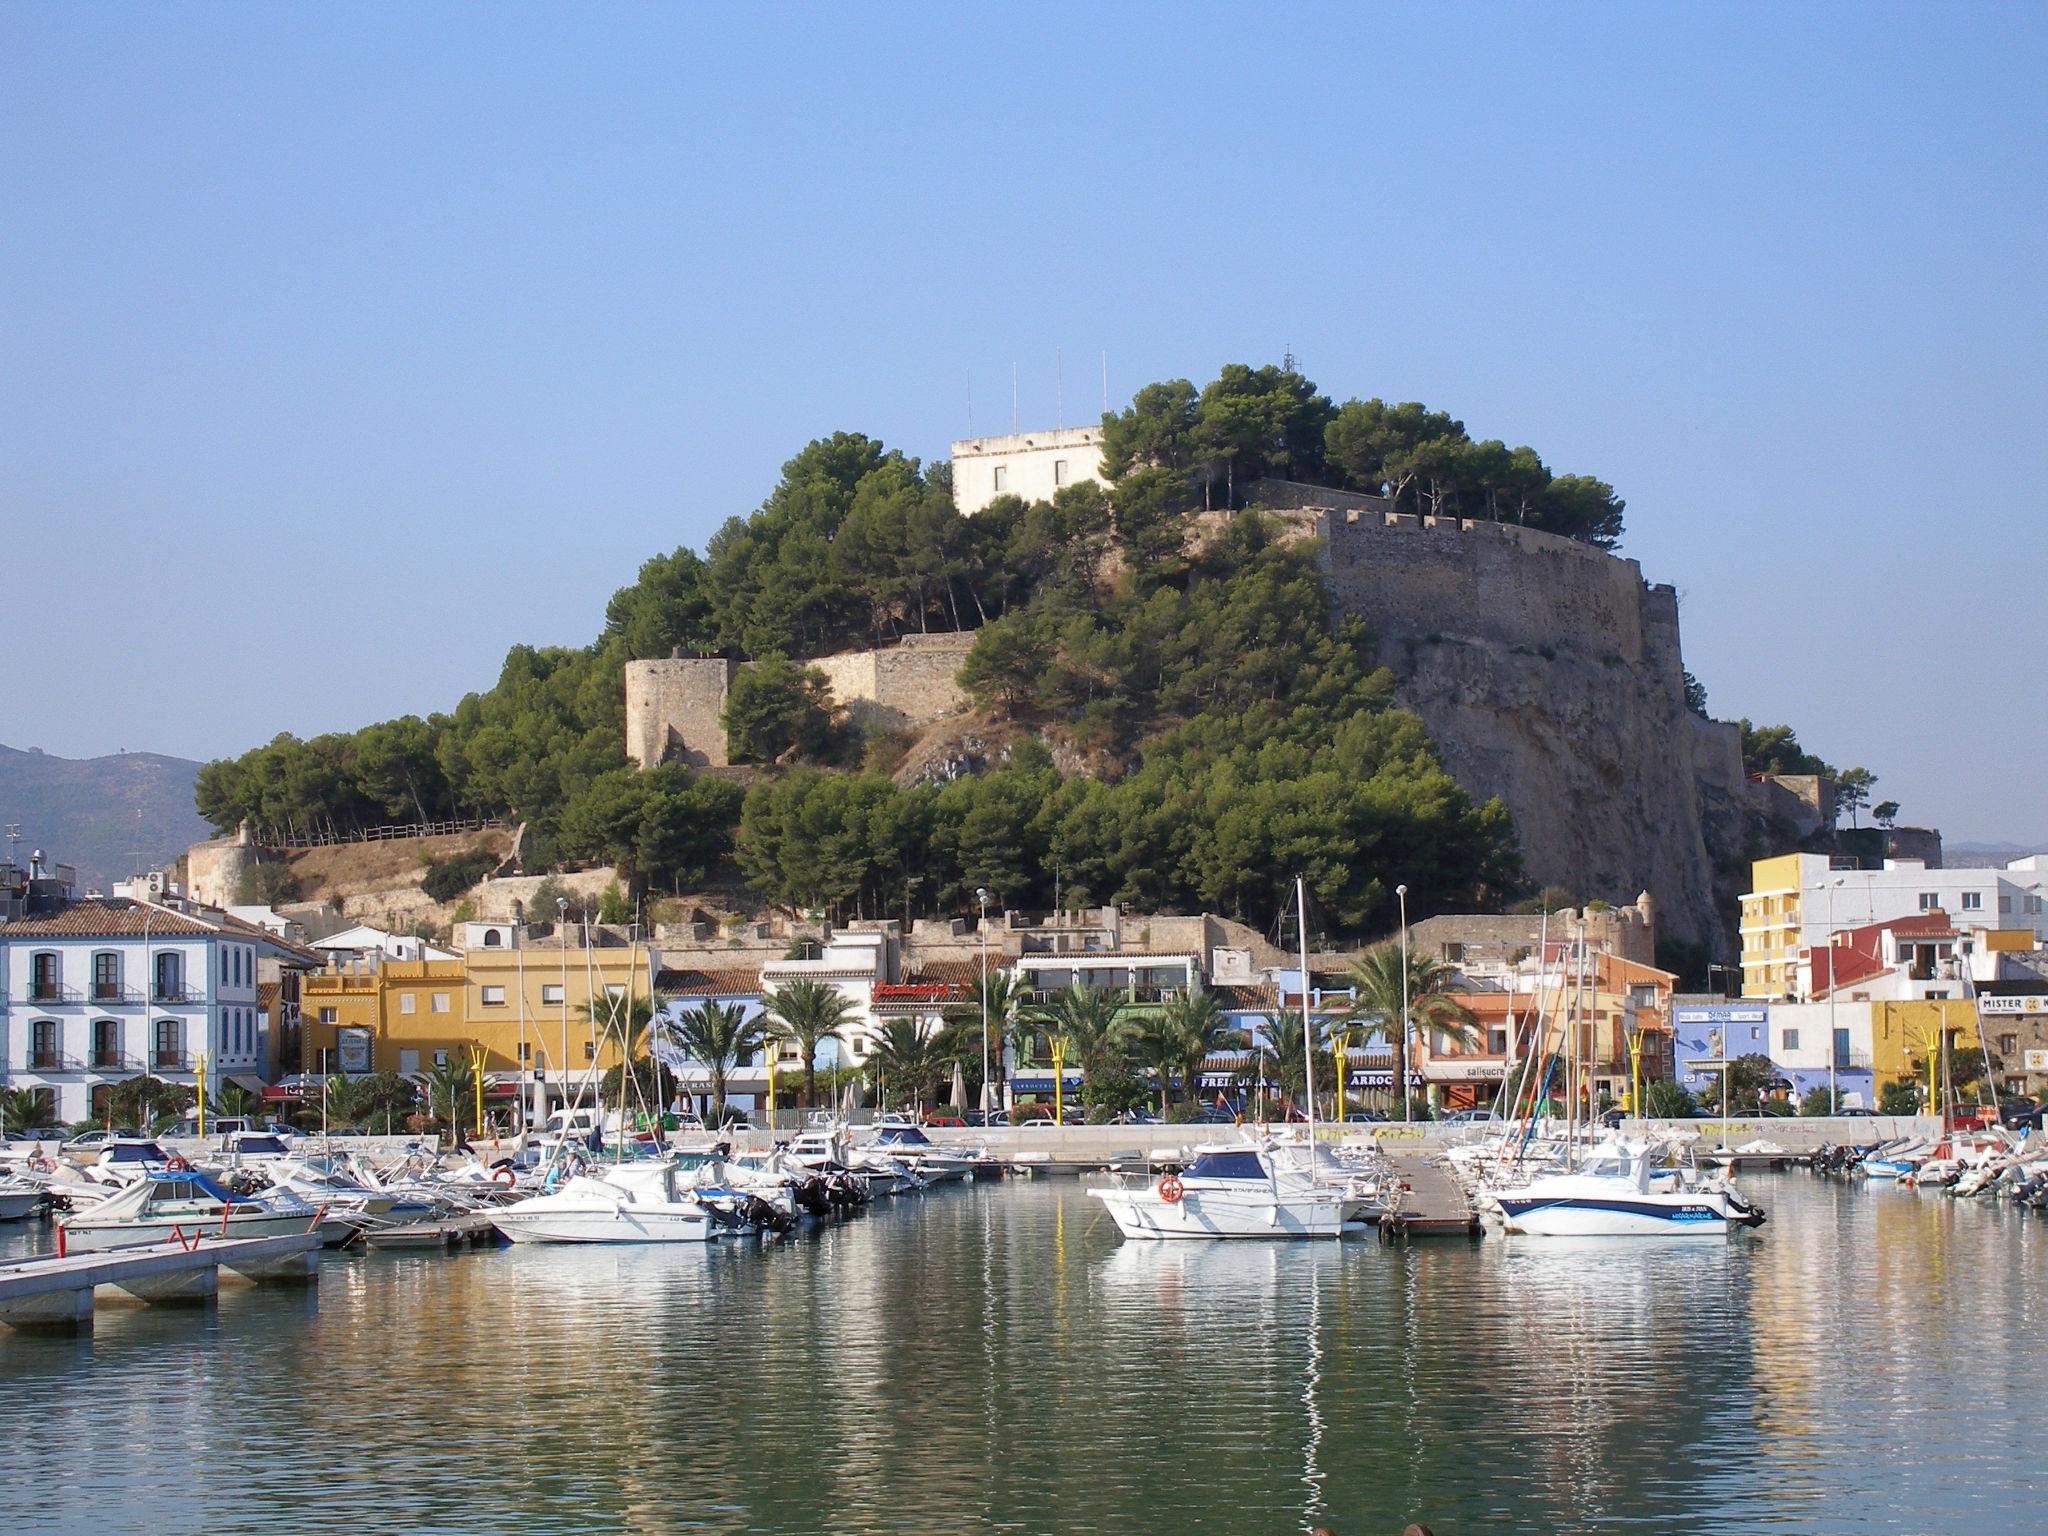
1496, 1195, 1735, 1237
58, 1210, 325, 1252
0, 1191, 42, 1221
1088, 1186, 1361, 1240
490, 1207, 713, 1244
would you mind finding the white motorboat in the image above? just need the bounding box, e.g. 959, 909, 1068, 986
854, 1124, 981, 1183
0, 1177, 42, 1221
1088, 1143, 1368, 1240
1493, 1139, 1766, 1237
489, 1160, 717, 1244
57, 1170, 345, 1252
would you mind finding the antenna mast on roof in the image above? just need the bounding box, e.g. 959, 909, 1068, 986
3, 825, 19, 868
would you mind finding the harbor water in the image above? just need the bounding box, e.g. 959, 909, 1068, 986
2, 1173, 2045, 1535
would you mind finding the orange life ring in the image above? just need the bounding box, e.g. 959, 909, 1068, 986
1157, 1175, 1185, 1204
491, 1165, 517, 1187
165, 1155, 191, 1173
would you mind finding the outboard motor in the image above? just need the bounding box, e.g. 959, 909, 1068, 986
742, 1195, 797, 1235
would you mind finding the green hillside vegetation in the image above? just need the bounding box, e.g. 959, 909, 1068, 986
195, 362, 1540, 934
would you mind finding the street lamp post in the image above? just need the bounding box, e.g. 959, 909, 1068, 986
1396, 883, 1411, 1125
976, 888, 992, 1115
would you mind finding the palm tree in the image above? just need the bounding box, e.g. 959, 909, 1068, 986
670, 1001, 770, 1122
1334, 945, 1478, 1116
761, 979, 855, 1109
355, 1071, 419, 1134
866, 1018, 956, 1112
1, 1088, 55, 1135
946, 969, 1026, 1104
1133, 990, 1245, 1114
319, 1072, 371, 1129
423, 1054, 479, 1141
583, 992, 663, 1115
1250, 1011, 1331, 1114
108, 1075, 195, 1133
211, 1083, 259, 1122
1028, 983, 1135, 1105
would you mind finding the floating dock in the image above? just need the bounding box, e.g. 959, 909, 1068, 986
1380, 1151, 1481, 1239
361, 1213, 500, 1252
0, 1232, 321, 1332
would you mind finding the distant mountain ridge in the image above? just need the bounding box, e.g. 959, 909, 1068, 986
0, 743, 208, 891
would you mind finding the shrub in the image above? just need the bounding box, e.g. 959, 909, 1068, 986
422, 849, 498, 903
235, 861, 301, 906
1878, 1078, 1922, 1116
1642, 1079, 1695, 1119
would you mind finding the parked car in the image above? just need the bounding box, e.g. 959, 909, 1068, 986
1999, 1097, 2041, 1130
1342, 1110, 1387, 1124
1113, 1109, 1160, 1125
1194, 1106, 1237, 1124
66, 1127, 142, 1148
1442, 1109, 1505, 1127
923, 1108, 967, 1128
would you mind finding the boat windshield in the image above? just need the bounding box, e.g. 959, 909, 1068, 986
1184, 1151, 1267, 1181
876, 1127, 934, 1147
231, 1136, 288, 1155
103, 1143, 168, 1163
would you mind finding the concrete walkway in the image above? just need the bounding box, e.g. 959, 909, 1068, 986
0, 1232, 320, 1332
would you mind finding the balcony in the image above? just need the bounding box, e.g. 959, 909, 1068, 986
91, 1049, 137, 1070
27, 1050, 64, 1071
27, 982, 78, 1004
152, 1049, 189, 1070
92, 983, 143, 1004
152, 985, 204, 1005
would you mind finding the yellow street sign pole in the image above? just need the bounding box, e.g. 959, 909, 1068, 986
469, 1044, 486, 1137
1052, 1037, 1066, 1125
196, 1051, 207, 1137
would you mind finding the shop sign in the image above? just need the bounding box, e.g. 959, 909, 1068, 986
1981, 995, 2048, 1015
337, 1026, 373, 1074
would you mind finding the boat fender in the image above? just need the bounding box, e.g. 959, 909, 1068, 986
491, 1166, 517, 1187
166, 1156, 191, 1173
1157, 1175, 1184, 1204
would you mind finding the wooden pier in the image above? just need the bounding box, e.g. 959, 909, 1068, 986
0, 1232, 321, 1332
1380, 1151, 1481, 1239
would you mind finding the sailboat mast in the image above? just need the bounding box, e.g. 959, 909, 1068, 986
1298, 875, 1317, 1140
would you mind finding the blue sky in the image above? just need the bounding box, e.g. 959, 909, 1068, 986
4, 5, 2043, 844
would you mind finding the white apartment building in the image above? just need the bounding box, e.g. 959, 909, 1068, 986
1, 898, 293, 1124
950, 426, 1106, 515
1742, 852, 2048, 998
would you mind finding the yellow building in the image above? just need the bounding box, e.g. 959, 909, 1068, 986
1870, 998, 1985, 1102
1739, 852, 1823, 999
300, 945, 656, 1100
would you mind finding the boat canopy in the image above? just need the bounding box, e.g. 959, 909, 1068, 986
874, 1126, 934, 1147
1185, 1150, 1267, 1181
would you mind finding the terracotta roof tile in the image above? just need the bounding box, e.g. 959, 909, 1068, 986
656, 966, 762, 998
908, 959, 984, 988
0, 898, 219, 938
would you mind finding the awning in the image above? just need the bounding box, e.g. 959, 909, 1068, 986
228, 1073, 268, 1094
1422, 1061, 1508, 1083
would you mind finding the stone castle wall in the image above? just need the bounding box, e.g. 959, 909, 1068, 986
627, 633, 975, 769
1306, 507, 1744, 953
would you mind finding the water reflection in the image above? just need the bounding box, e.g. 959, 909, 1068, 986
0, 1177, 2044, 1534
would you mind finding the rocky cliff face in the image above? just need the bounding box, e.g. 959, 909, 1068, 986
1255, 486, 1744, 956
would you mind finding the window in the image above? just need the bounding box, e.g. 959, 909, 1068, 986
399, 993, 417, 1015
2000, 1034, 2018, 1056
93, 951, 122, 1000
1961, 891, 1984, 911
318, 1007, 337, 1026
518, 1041, 531, 1061
585, 1041, 598, 1061
2030, 896, 2045, 916
1918, 893, 1939, 911
154, 1018, 182, 1067
481, 986, 506, 1006
431, 993, 451, 1014
433, 1050, 449, 1067
483, 929, 502, 946
1927, 989, 1950, 1000
1999, 895, 2013, 914
992, 465, 1007, 494
542, 985, 564, 1005
1443, 943, 1465, 962
1053, 458, 1069, 486
1781, 1028, 1800, 1052
30, 952, 60, 1001
1487, 1027, 1508, 1056
30, 1019, 60, 1069
155, 951, 183, 1000
93, 1019, 121, 1067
